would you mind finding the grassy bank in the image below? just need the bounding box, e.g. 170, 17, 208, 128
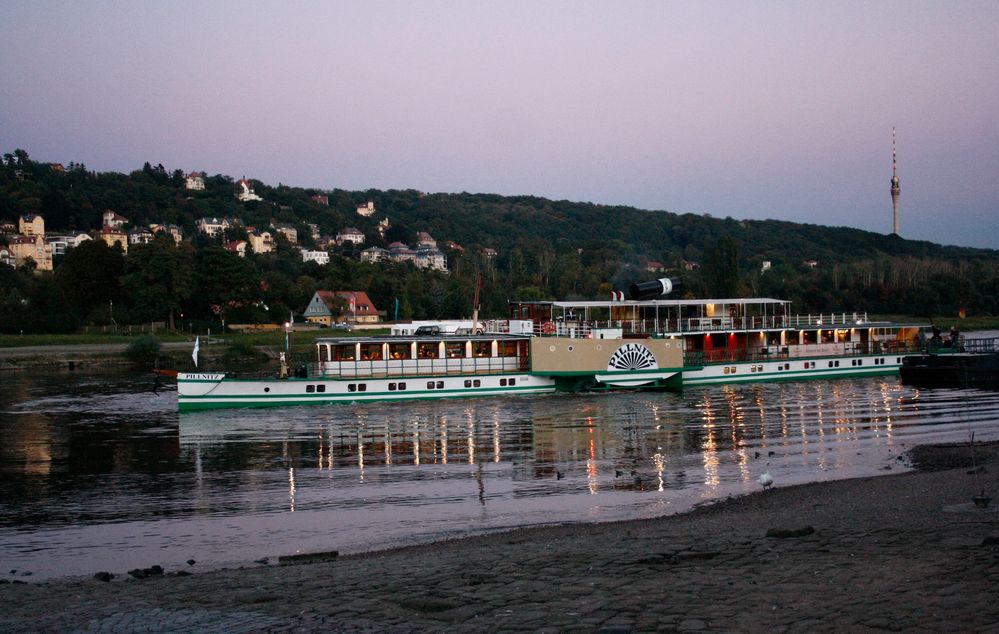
0, 328, 394, 349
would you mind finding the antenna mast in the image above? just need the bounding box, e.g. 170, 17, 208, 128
890, 126, 901, 236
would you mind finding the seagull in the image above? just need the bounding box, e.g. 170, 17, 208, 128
758, 470, 774, 490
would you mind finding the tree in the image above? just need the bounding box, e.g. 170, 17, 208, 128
56, 239, 124, 322
703, 236, 741, 297
191, 246, 261, 327
122, 235, 194, 327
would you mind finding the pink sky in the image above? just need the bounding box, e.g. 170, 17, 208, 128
3, 1, 998, 248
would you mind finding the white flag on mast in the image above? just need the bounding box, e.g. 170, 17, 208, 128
192, 336, 200, 367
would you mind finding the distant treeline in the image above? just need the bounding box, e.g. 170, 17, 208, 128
2, 148, 998, 334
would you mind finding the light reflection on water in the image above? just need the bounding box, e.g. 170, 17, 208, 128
2, 369, 999, 581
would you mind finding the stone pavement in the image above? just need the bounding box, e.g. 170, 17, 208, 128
3, 442, 998, 633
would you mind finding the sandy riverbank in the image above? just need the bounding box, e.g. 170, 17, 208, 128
2, 442, 998, 633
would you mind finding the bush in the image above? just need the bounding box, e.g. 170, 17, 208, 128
222, 338, 267, 363
125, 335, 162, 366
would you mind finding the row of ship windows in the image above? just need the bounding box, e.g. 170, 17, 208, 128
723, 358, 902, 375
299, 377, 519, 393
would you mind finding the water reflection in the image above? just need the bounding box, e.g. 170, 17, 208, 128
3, 369, 999, 581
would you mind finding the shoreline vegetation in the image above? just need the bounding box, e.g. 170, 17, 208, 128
2, 314, 996, 349
2, 317, 996, 372
1, 441, 997, 631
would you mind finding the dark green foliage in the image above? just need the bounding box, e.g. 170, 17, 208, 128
2, 148, 999, 333
125, 334, 161, 366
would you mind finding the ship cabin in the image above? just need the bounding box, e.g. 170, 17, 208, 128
508, 298, 922, 366
312, 334, 530, 378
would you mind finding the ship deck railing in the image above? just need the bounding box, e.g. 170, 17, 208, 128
926, 336, 999, 355
684, 340, 922, 367
514, 312, 875, 338
307, 355, 530, 379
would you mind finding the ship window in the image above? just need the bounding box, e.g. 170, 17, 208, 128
264, 387, 270, 392
497, 341, 519, 357
446, 342, 465, 358
464, 379, 472, 388
359, 343, 382, 360
500, 378, 507, 386
417, 343, 438, 359
306, 385, 316, 393
858, 360, 862, 366
508, 378, 516, 386
896, 357, 901, 363
348, 384, 356, 392
389, 383, 396, 391
828, 361, 834, 368
318, 384, 326, 392
358, 384, 367, 392
333, 344, 355, 361
472, 341, 491, 357
427, 381, 435, 390
398, 382, 406, 390
388, 343, 411, 360
474, 379, 480, 387
436, 381, 444, 389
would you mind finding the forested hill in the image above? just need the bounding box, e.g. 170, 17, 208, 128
2, 149, 998, 333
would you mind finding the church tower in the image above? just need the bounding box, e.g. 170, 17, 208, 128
890, 127, 900, 236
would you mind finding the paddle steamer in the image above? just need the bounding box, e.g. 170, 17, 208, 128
176, 278, 925, 411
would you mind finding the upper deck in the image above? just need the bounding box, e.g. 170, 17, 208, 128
506, 297, 914, 338
311, 333, 531, 378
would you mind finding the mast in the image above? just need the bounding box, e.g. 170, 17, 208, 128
890, 126, 900, 236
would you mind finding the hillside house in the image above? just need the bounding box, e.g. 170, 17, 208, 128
0, 247, 13, 268
415, 246, 447, 272
360, 246, 388, 263
415, 231, 437, 249
18, 214, 45, 237
196, 217, 233, 237
8, 235, 52, 270
388, 241, 416, 263
45, 233, 90, 257
310, 195, 329, 206
247, 230, 275, 254
271, 222, 298, 245
185, 171, 205, 191
237, 178, 263, 202
100, 226, 128, 253
303, 290, 380, 326
129, 226, 154, 245
149, 223, 184, 243
102, 210, 128, 229
224, 240, 248, 257
356, 201, 375, 217
301, 249, 330, 265
337, 227, 365, 245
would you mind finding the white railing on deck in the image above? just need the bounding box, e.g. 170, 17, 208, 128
491, 311, 873, 339
316, 356, 524, 378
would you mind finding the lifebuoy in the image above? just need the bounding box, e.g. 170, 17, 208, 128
542, 321, 555, 335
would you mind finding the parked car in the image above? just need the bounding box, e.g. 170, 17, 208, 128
333, 322, 352, 331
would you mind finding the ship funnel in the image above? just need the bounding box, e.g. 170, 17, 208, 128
628, 277, 681, 300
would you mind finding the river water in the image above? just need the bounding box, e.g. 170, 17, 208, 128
2, 365, 999, 581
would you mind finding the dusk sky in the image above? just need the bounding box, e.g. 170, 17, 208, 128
3, 1, 998, 248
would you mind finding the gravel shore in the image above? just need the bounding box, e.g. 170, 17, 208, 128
3, 441, 998, 633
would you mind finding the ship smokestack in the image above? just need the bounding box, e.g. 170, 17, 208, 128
629, 277, 681, 300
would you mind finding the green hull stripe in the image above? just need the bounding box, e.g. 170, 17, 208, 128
179, 385, 553, 411
684, 367, 898, 385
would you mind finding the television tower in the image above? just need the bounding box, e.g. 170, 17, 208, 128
890, 126, 900, 236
